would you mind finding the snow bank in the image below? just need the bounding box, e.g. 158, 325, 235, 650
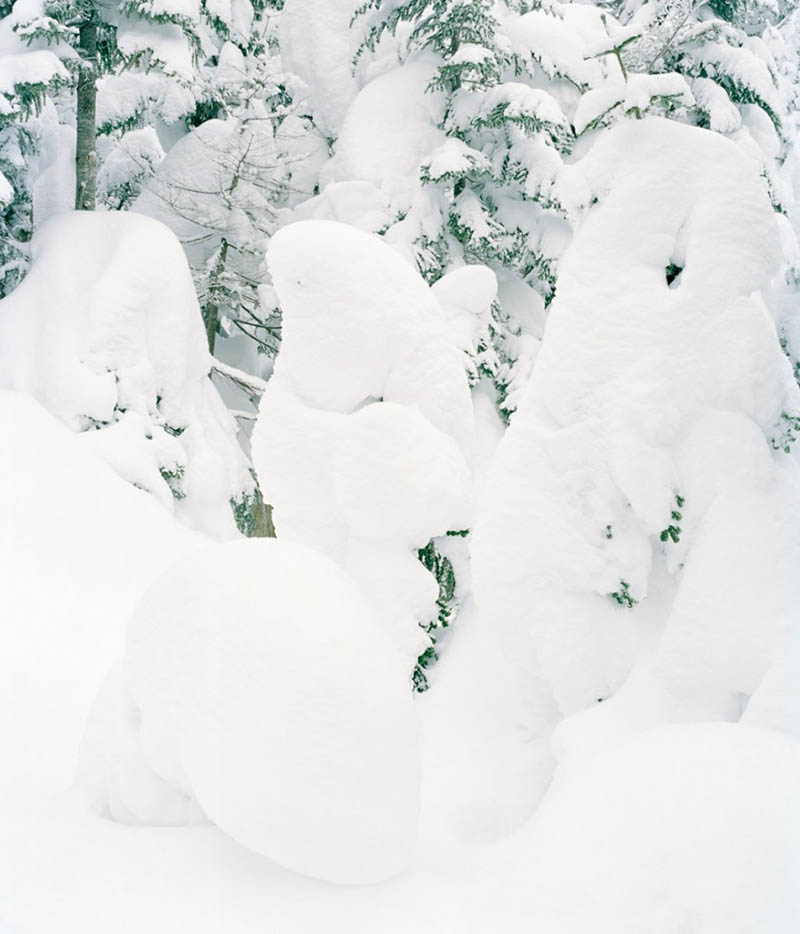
0, 390, 199, 790
116, 538, 420, 884
470, 117, 800, 810
0, 211, 252, 536
519, 724, 800, 934
279, 0, 364, 138
253, 220, 474, 661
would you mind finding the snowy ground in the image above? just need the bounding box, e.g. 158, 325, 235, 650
2, 386, 798, 932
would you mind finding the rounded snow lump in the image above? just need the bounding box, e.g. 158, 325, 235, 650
125, 538, 421, 884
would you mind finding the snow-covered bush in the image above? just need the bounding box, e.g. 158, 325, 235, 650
252, 219, 475, 686
470, 116, 800, 810
0, 210, 254, 536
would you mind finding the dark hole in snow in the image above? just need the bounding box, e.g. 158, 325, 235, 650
665, 263, 683, 288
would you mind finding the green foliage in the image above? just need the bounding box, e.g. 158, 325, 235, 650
417, 538, 458, 627
771, 412, 800, 454
708, 0, 740, 21
353, 0, 575, 413
609, 579, 637, 608
659, 493, 684, 544
159, 464, 187, 500
413, 534, 463, 692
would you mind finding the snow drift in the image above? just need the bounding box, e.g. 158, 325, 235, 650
252, 219, 474, 662
92, 538, 421, 884
0, 211, 253, 536
471, 116, 800, 811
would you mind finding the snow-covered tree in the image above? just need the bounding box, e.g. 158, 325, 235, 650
7, 0, 206, 208
0, 210, 260, 537
252, 220, 475, 690
471, 114, 800, 821
130, 2, 328, 366
347, 0, 584, 415
0, 13, 68, 295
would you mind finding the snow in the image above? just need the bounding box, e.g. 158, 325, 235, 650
117, 20, 196, 82
261, 219, 473, 447
3, 1, 800, 929
103, 538, 421, 884
279, 0, 364, 137
252, 221, 474, 659
28, 102, 75, 224
518, 723, 800, 933
0, 49, 67, 94
422, 137, 491, 181
96, 72, 164, 131
0, 211, 252, 535
692, 41, 782, 125
574, 72, 694, 133
476, 82, 569, 130
431, 263, 498, 369
97, 126, 165, 205
5, 448, 796, 929
503, 7, 605, 90
329, 57, 446, 188
692, 76, 742, 133
0, 390, 200, 791
470, 116, 800, 811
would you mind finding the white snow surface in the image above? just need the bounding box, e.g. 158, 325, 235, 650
471, 116, 800, 810
0, 391, 200, 792
3, 420, 796, 931
0, 211, 252, 535
329, 57, 446, 189
516, 723, 800, 934
279, 0, 364, 137
4, 6, 800, 927
107, 538, 421, 884
263, 219, 472, 444
253, 220, 474, 659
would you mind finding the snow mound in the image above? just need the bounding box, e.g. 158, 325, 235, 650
0, 211, 252, 536
330, 58, 445, 188
119, 538, 420, 884
0, 390, 199, 789
522, 724, 800, 934
253, 220, 473, 660
266, 219, 471, 444
470, 117, 800, 810
279, 0, 363, 137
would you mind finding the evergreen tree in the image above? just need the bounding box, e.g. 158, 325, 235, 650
353, 0, 576, 414
602, 0, 787, 137
132, 1, 326, 359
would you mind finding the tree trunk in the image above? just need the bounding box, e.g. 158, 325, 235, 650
75, 19, 97, 211
250, 485, 277, 538
204, 238, 229, 353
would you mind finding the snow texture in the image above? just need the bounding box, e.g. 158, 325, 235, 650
113, 538, 420, 884
253, 220, 474, 658
279, 0, 364, 137
329, 57, 445, 189
0, 211, 251, 535
471, 116, 800, 810
518, 723, 800, 934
